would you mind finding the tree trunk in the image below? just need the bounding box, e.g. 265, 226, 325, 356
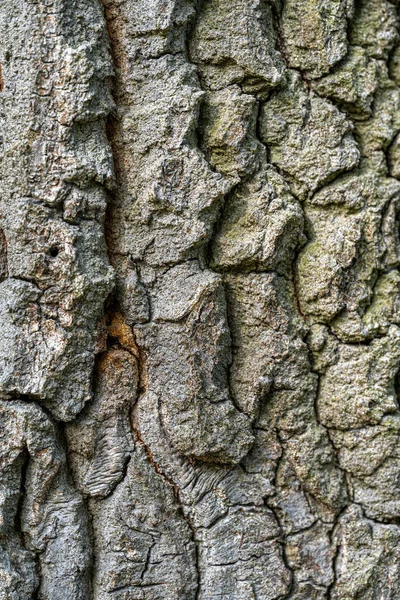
1, 0, 400, 598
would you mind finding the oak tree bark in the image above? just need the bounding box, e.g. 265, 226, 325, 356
1, 0, 400, 598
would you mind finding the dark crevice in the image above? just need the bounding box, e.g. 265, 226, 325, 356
0, 226, 8, 282
0, 64, 4, 92
15, 450, 43, 598
14, 449, 29, 548
133, 425, 182, 505
32, 553, 41, 600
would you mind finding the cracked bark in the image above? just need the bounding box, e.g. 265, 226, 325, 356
2, 0, 400, 598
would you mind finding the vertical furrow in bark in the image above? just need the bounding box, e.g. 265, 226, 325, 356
66, 2, 201, 598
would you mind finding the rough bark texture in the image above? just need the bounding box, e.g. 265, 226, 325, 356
2, 0, 400, 598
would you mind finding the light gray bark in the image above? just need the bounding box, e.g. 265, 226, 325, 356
1, 0, 400, 598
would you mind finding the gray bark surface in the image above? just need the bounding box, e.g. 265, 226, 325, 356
1, 0, 400, 598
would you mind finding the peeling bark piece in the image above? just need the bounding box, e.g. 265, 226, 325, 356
151, 261, 220, 322
112, 259, 151, 325
135, 264, 255, 465
260, 71, 359, 200
242, 427, 281, 497
307, 325, 340, 374
330, 415, 400, 520
269, 462, 318, 535
317, 326, 400, 429
280, 0, 354, 77
0, 204, 113, 420
0, 279, 41, 395
135, 386, 262, 513
189, 0, 284, 93
362, 270, 400, 335
351, 456, 400, 521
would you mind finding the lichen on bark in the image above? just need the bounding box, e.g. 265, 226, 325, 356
2, 0, 400, 598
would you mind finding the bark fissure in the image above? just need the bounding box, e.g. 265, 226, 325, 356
3, 0, 400, 598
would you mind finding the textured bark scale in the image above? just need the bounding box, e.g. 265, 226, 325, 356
1, 0, 400, 598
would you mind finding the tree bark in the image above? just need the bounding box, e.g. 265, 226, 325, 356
1, 0, 400, 598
